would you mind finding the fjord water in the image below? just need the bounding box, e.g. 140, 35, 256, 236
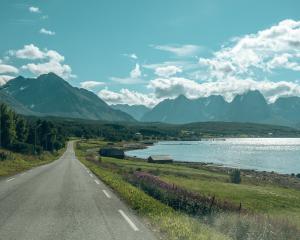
126, 138, 300, 174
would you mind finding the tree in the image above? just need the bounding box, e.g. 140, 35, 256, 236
16, 117, 28, 142
0, 104, 16, 147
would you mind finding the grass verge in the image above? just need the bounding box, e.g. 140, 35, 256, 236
75, 142, 229, 240
75, 139, 300, 240
0, 147, 65, 177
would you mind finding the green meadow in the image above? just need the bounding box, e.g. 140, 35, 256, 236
75, 139, 300, 240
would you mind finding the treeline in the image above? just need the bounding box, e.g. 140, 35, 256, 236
22, 115, 300, 143
0, 103, 66, 154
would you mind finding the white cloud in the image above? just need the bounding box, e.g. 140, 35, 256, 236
80, 81, 105, 90
29, 6, 40, 13
130, 64, 141, 78
98, 88, 157, 107
154, 65, 182, 77
11, 44, 45, 60
11, 44, 75, 79
123, 53, 138, 59
0, 64, 19, 74
110, 64, 143, 84
22, 61, 75, 80
40, 28, 55, 36
0, 75, 15, 85
46, 50, 64, 62
148, 77, 300, 103
199, 19, 300, 79
152, 44, 201, 57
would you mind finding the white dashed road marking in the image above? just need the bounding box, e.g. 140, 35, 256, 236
102, 190, 111, 199
94, 179, 100, 185
6, 178, 15, 182
118, 210, 139, 232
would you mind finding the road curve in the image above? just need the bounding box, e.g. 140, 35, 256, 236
0, 142, 157, 240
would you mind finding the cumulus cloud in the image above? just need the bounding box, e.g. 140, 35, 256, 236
130, 64, 141, 78
148, 77, 300, 103
98, 88, 157, 107
199, 19, 300, 79
80, 81, 105, 90
11, 44, 45, 60
152, 44, 201, 57
0, 64, 19, 74
10, 44, 75, 79
110, 64, 143, 84
29, 6, 40, 13
22, 61, 75, 80
154, 65, 182, 77
40, 28, 55, 36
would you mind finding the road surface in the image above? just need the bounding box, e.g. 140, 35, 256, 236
0, 142, 157, 240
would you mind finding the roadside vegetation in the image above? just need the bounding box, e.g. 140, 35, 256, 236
75, 139, 300, 240
0, 147, 65, 177
0, 103, 66, 177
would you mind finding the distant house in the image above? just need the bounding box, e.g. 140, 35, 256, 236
148, 155, 173, 164
99, 148, 125, 159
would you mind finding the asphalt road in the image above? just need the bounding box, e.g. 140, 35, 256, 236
0, 142, 157, 240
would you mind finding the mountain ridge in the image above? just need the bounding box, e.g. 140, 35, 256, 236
0, 73, 135, 122
141, 91, 300, 127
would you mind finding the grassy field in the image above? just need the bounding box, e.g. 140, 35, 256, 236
75, 139, 300, 240
0, 147, 65, 177
75, 140, 229, 240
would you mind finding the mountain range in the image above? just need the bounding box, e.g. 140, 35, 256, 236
140, 91, 300, 127
1, 73, 300, 128
0, 73, 134, 122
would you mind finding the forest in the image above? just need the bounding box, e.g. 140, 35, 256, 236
0, 103, 66, 155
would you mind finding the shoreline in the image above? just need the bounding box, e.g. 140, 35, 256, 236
122, 140, 300, 190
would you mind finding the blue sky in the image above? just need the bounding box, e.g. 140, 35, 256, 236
1, 0, 300, 107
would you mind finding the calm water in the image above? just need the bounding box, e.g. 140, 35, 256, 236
126, 138, 300, 174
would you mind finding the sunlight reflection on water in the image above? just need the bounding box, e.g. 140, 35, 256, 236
126, 138, 300, 174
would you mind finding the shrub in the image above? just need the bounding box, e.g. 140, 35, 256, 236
230, 169, 241, 184
127, 172, 241, 216
9, 142, 35, 154
296, 173, 300, 178
0, 151, 11, 161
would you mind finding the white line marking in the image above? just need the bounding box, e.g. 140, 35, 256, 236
102, 190, 111, 199
20, 173, 26, 176
118, 210, 139, 231
89, 173, 93, 178
94, 179, 100, 185
6, 178, 15, 182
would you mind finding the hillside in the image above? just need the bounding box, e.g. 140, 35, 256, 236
111, 104, 150, 121
141, 91, 300, 127
0, 73, 134, 122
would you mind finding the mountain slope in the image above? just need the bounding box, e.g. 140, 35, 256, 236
0, 91, 36, 116
141, 94, 228, 124
226, 90, 271, 122
141, 91, 300, 127
111, 104, 150, 121
1, 73, 134, 122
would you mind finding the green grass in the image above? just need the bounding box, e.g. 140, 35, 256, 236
75, 144, 229, 240
161, 175, 300, 225
76, 139, 300, 239
0, 148, 65, 177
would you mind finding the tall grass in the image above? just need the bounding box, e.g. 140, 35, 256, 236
127, 171, 241, 216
